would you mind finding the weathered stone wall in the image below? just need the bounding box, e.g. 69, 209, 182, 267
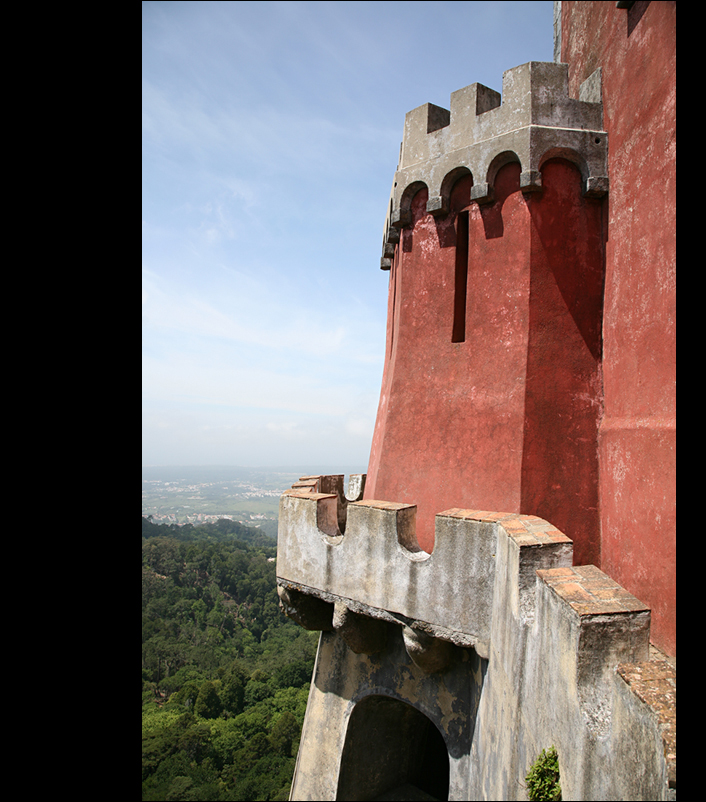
292, 626, 483, 801
277, 479, 674, 800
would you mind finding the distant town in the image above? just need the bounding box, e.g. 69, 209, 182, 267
141, 465, 366, 530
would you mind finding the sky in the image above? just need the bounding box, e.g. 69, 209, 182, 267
142, 0, 555, 470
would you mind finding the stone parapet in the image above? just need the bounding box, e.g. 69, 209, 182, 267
532, 565, 651, 740
381, 60, 608, 269
277, 478, 572, 657
281, 476, 675, 799
616, 660, 677, 793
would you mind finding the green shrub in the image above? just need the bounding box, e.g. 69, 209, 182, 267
525, 746, 561, 801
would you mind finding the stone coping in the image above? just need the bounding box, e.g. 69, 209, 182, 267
537, 565, 650, 616
617, 660, 676, 788
442, 508, 572, 547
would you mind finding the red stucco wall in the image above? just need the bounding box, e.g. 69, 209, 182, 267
367, 169, 530, 553
366, 159, 605, 565
522, 159, 605, 568
561, 0, 676, 655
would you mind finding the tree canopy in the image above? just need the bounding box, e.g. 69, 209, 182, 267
142, 516, 317, 801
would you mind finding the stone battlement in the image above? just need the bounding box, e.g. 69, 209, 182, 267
276, 476, 644, 660
278, 475, 674, 799
381, 60, 608, 268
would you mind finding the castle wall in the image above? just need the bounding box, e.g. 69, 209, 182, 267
279, 487, 673, 800
559, 0, 676, 655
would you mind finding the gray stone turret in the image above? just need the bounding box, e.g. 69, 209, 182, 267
381, 61, 608, 269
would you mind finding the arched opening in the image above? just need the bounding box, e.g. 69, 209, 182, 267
336, 695, 449, 801
395, 180, 429, 229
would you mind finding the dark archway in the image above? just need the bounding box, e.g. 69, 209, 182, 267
336, 695, 449, 801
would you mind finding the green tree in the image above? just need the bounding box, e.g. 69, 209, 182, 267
142, 517, 314, 800
221, 664, 248, 716
273, 660, 310, 689
269, 711, 299, 757
194, 680, 222, 720
171, 680, 202, 710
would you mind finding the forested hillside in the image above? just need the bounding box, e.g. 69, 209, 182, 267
142, 516, 318, 801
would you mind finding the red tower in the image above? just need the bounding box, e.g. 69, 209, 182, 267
367, 61, 607, 565
276, 5, 675, 799
366, 1, 676, 657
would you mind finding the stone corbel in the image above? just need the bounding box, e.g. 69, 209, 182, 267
278, 585, 334, 631
333, 603, 388, 655
402, 625, 454, 673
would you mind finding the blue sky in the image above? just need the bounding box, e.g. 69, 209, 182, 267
142, 0, 555, 469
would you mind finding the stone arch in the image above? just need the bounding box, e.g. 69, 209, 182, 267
536, 146, 606, 196
393, 180, 429, 229
486, 150, 521, 187
427, 166, 473, 217
538, 146, 588, 175
336, 694, 450, 801
473, 150, 521, 204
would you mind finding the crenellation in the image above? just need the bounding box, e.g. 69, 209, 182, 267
383, 59, 609, 266
617, 660, 676, 790
278, 478, 577, 655
579, 66, 603, 105
280, 478, 671, 799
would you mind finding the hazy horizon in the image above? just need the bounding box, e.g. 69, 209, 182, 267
141, 463, 369, 474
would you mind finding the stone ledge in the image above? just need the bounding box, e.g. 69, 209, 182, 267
277, 577, 481, 650
617, 660, 676, 788
537, 565, 650, 616
455, 510, 572, 547
428, 508, 571, 544
352, 499, 414, 512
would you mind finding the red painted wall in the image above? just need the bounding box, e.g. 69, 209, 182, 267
522, 159, 605, 568
366, 160, 605, 565
367, 169, 530, 553
561, 0, 676, 655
